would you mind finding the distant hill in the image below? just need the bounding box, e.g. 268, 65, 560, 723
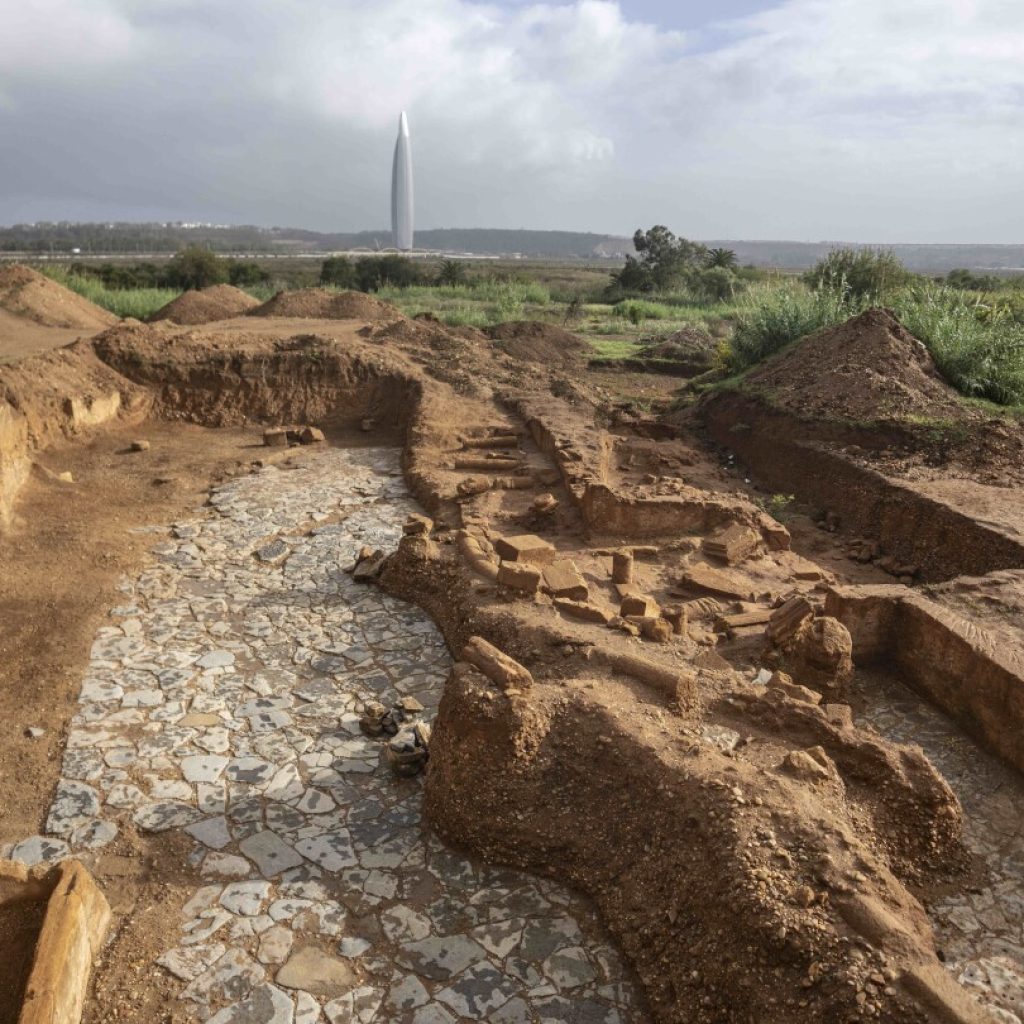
0, 223, 633, 259
703, 240, 1024, 275
1, 222, 1022, 272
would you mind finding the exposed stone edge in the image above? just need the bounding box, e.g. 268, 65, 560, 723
827, 583, 1024, 774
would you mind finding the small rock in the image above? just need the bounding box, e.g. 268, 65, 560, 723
276, 946, 356, 997
129, 439, 151, 452
25, 726, 45, 739
299, 426, 325, 445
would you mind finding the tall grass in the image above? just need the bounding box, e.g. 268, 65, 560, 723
891, 287, 1024, 405
729, 281, 1024, 406
730, 283, 861, 370
39, 267, 178, 319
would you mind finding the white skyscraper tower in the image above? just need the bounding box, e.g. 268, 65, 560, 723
391, 112, 414, 251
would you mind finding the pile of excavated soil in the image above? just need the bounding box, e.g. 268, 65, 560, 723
249, 288, 400, 320
0, 265, 116, 331
640, 325, 715, 360
743, 308, 964, 423
484, 320, 588, 366
148, 284, 259, 325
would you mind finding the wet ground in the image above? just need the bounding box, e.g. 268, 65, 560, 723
4, 447, 644, 1024
855, 669, 1024, 1024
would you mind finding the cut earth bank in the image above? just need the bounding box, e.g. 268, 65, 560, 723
1, 280, 1023, 1023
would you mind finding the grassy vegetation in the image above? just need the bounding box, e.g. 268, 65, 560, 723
40, 267, 179, 319
375, 279, 551, 326
730, 278, 1024, 406
30, 246, 1024, 408
891, 287, 1024, 406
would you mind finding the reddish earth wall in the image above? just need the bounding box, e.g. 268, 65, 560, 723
702, 392, 1024, 581
828, 584, 1024, 774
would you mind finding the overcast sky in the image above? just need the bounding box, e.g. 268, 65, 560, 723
1, 0, 1022, 241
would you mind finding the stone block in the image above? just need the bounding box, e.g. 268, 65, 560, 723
766, 596, 814, 643
460, 636, 534, 692
823, 703, 854, 729
15, 859, 111, 1024
298, 426, 325, 444
402, 514, 433, 536
611, 550, 634, 584
542, 560, 588, 601
554, 599, 613, 625
714, 608, 772, 632
493, 533, 556, 565
661, 605, 687, 635
263, 428, 288, 448
620, 594, 659, 618
639, 617, 672, 643
703, 522, 761, 565
497, 561, 542, 594
677, 564, 754, 602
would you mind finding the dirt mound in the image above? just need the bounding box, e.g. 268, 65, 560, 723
640, 326, 715, 360
148, 284, 259, 325
0, 264, 116, 331
249, 288, 401, 321
484, 320, 588, 366
743, 308, 963, 423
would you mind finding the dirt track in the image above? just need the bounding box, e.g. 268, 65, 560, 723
1, 280, 1023, 1024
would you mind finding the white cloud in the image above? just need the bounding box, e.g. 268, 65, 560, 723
0, 0, 1023, 239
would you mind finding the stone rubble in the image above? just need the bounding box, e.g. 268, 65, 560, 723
6, 447, 642, 1024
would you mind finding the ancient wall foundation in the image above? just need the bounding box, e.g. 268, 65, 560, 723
827, 584, 1024, 774
702, 392, 1024, 581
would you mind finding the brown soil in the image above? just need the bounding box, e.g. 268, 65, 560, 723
148, 284, 259, 325
0, 308, 85, 364
0, 264, 116, 331
249, 287, 401, 320
743, 308, 962, 424
484, 319, 589, 365
0, 898, 45, 1024
0, 419, 275, 846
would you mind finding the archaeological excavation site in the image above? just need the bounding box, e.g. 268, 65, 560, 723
3, 264, 1024, 1024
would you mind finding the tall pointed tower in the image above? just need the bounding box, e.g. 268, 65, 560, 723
391, 112, 414, 251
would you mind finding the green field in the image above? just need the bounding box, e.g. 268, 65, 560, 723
33, 251, 1024, 408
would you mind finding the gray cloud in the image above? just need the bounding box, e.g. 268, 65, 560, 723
1, 0, 1022, 240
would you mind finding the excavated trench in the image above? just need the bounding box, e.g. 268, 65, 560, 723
701, 392, 1024, 584
853, 666, 1024, 1022
4, 322, 1024, 1024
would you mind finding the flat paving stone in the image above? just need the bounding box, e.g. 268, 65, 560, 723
206, 983, 294, 1024
238, 831, 304, 877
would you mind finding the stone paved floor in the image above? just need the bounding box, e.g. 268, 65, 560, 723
856, 671, 1024, 1024
6, 448, 644, 1024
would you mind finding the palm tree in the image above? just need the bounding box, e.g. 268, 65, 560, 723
436, 259, 468, 287
705, 247, 738, 270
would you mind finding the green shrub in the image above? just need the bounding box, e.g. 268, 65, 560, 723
320, 256, 357, 288
803, 247, 912, 299
165, 246, 228, 290
612, 299, 676, 322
